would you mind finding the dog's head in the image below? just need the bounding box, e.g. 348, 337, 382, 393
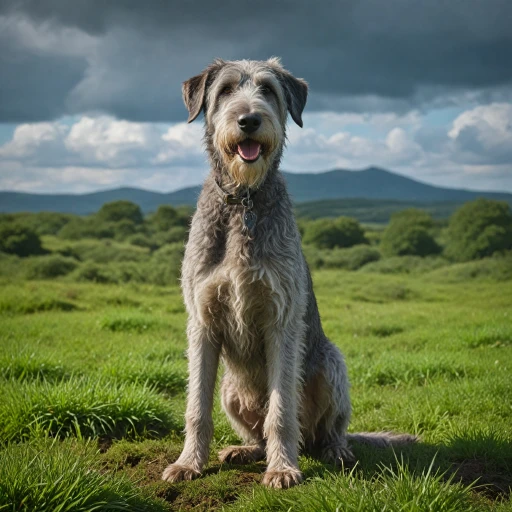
183, 58, 308, 189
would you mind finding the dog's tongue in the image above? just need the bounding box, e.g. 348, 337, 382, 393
237, 139, 261, 161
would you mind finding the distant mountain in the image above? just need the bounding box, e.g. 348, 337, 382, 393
284, 167, 512, 204
1, 167, 511, 215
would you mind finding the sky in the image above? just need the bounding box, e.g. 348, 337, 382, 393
0, 0, 511, 194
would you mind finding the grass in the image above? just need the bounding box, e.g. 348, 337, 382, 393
228, 458, 479, 512
0, 260, 511, 511
0, 439, 168, 511
0, 377, 178, 443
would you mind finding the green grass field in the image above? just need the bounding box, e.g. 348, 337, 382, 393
1, 263, 511, 511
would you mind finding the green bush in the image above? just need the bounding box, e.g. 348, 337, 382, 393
0, 223, 46, 257
96, 201, 143, 224
110, 219, 138, 240
127, 233, 157, 249
302, 217, 368, 249
304, 245, 381, 270
149, 243, 184, 285
427, 252, 512, 282
66, 240, 150, 264
445, 199, 512, 262
0, 212, 74, 236
0, 252, 22, 278
361, 255, 448, 275
58, 217, 107, 240
149, 205, 179, 231
71, 262, 118, 284
380, 209, 441, 257
23, 255, 79, 279
152, 226, 188, 246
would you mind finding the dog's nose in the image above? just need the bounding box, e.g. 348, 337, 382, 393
237, 113, 262, 134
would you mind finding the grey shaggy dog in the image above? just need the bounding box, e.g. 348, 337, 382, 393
162, 58, 416, 489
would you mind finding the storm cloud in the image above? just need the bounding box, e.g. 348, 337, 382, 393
1, 0, 512, 122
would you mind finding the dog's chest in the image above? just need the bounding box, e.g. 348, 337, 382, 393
195, 257, 277, 345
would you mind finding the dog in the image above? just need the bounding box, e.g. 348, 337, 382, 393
162, 58, 416, 489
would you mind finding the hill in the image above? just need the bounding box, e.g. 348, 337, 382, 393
1, 167, 511, 215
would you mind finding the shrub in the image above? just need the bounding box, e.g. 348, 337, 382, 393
380, 209, 441, 257
23, 255, 79, 279
58, 217, 108, 240
302, 217, 368, 249
0, 252, 22, 278
110, 219, 138, 240
148, 243, 185, 285
150, 205, 180, 231
152, 226, 188, 246
324, 245, 381, 270
66, 239, 150, 264
0, 223, 45, 257
96, 201, 143, 224
361, 255, 448, 275
71, 262, 118, 284
427, 252, 512, 283
0, 212, 74, 235
305, 245, 381, 271
445, 199, 512, 261
127, 233, 157, 249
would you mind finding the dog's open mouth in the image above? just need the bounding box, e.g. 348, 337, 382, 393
237, 139, 262, 163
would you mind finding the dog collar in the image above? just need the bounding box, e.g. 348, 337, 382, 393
214, 179, 258, 235
213, 178, 258, 206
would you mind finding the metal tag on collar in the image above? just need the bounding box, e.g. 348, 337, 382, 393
241, 189, 257, 234
224, 194, 242, 205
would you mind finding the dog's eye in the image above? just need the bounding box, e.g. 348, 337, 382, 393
220, 86, 233, 96
260, 85, 273, 95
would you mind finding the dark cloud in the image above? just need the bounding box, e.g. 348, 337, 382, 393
1, 0, 511, 122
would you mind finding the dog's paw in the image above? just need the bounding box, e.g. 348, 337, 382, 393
162, 463, 200, 483
321, 444, 356, 467
219, 445, 265, 464
262, 469, 303, 489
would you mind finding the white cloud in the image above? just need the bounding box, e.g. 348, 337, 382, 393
154, 123, 204, 164
448, 103, 512, 164
0, 122, 68, 159
65, 116, 160, 167
0, 115, 208, 192
0, 106, 511, 193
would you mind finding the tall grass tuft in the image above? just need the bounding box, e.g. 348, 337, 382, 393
0, 439, 167, 511
0, 350, 68, 382
228, 457, 477, 512
0, 376, 178, 443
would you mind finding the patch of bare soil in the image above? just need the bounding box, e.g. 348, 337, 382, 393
452, 459, 511, 500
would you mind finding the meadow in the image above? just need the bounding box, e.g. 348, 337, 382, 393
1, 256, 511, 511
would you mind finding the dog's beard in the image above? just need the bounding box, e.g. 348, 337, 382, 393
227, 153, 272, 189
213, 125, 282, 190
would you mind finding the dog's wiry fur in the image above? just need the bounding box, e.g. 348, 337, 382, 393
162, 58, 416, 489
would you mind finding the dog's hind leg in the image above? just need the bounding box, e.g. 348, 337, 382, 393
308, 340, 355, 467
218, 377, 266, 464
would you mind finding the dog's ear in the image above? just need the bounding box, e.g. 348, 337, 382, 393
182, 60, 225, 123
279, 70, 308, 128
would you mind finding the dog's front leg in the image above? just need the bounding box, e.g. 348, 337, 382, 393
162, 324, 220, 482
262, 325, 303, 488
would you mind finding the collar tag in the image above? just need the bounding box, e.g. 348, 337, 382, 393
224, 194, 243, 205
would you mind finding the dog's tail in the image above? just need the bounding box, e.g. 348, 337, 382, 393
347, 431, 418, 448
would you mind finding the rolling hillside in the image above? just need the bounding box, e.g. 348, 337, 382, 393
1, 167, 511, 215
